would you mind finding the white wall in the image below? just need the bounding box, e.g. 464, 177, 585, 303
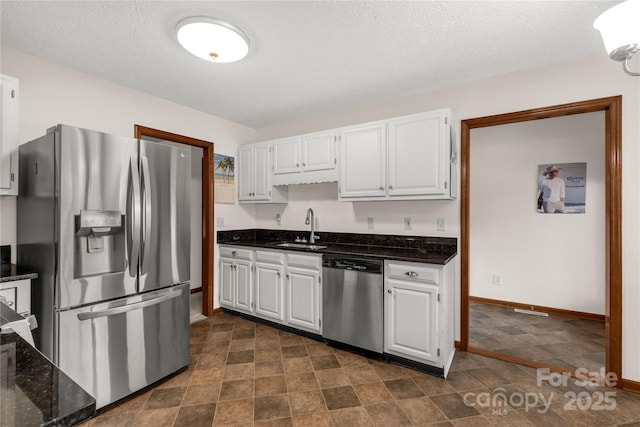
470, 112, 605, 314
255, 54, 640, 382
0, 46, 258, 309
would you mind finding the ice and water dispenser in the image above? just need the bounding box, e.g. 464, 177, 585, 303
74, 210, 125, 278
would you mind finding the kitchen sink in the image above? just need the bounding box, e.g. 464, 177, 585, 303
275, 242, 327, 250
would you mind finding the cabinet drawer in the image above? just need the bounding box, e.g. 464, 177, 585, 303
386, 262, 440, 285
256, 250, 285, 264
219, 246, 253, 261
287, 253, 321, 270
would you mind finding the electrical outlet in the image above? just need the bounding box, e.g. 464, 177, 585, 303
492, 274, 503, 286
276, 213, 282, 226
404, 217, 412, 230
437, 218, 447, 231
216, 217, 224, 228
367, 217, 374, 229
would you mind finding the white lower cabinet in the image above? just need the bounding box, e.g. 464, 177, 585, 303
384, 259, 455, 376
285, 253, 322, 334
0, 279, 32, 316
255, 259, 285, 322
219, 244, 455, 376
219, 246, 254, 315
219, 246, 322, 333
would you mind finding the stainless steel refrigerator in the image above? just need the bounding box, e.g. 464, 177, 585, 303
17, 124, 191, 408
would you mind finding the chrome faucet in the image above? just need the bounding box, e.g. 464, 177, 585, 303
305, 208, 319, 243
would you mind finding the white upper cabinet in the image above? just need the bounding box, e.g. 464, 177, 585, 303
273, 137, 302, 175
1, 74, 19, 196
338, 121, 387, 198
339, 108, 454, 201
302, 131, 335, 172
388, 110, 449, 197
238, 142, 288, 203
270, 130, 338, 185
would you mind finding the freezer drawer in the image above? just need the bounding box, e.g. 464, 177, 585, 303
57, 283, 189, 409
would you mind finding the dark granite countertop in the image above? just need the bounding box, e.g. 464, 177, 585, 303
0, 264, 39, 283
0, 332, 96, 426
218, 229, 457, 265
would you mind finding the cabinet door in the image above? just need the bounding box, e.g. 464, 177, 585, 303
219, 258, 235, 308
302, 131, 335, 172
273, 138, 301, 175
385, 279, 439, 364
235, 259, 253, 313
388, 110, 449, 197
0, 75, 19, 195
255, 262, 284, 322
339, 122, 386, 198
237, 146, 254, 201
286, 267, 320, 332
253, 144, 271, 200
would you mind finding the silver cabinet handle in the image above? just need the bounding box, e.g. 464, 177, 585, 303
277, 272, 281, 278
379, 186, 384, 190
387, 289, 392, 294
405, 271, 419, 278
296, 163, 300, 167
232, 251, 238, 256
303, 163, 306, 167
286, 274, 290, 280
389, 185, 394, 189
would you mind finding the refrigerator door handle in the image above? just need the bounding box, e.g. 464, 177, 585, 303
76, 288, 182, 321
140, 155, 152, 275
127, 157, 141, 277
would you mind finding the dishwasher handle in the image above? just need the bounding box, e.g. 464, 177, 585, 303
322, 256, 383, 273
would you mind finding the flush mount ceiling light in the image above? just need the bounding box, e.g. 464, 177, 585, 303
593, 0, 640, 76
176, 17, 249, 63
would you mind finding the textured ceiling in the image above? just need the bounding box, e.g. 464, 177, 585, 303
0, 1, 619, 129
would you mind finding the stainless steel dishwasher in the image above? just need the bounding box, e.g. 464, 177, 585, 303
322, 255, 384, 353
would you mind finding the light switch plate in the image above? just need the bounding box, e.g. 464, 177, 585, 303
404, 218, 412, 230
437, 218, 447, 231
216, 217, 224, 227
367, 217, 374, 229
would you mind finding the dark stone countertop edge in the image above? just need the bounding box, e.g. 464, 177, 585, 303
1, 332, 96, 427
0, 264, 39, 283
218, 236, 457, 265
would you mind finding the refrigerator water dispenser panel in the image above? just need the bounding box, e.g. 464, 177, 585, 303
74, 210, 125, 277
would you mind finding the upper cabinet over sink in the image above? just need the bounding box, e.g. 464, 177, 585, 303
238, 107, 455, 203
339, 109, 455, 201
271, 130, 338, 186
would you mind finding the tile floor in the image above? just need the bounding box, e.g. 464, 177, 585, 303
82, 311, 640, 427
469, 301, 605, 375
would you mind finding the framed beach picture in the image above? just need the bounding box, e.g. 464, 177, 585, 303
214, 153, 235, 204
537, 162, 586, 214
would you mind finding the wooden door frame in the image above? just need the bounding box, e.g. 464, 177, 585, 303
460, 96, 622, 383
134, 125, 215, 316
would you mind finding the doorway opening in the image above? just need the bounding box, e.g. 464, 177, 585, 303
134, 125, 215, 316
459, 96, 622, 384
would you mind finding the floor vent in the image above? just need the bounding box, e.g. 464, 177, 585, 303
514, 308, 549, 317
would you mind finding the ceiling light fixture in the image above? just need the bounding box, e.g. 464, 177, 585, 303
176, 17, 249, 63
593, 0, 640, 76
